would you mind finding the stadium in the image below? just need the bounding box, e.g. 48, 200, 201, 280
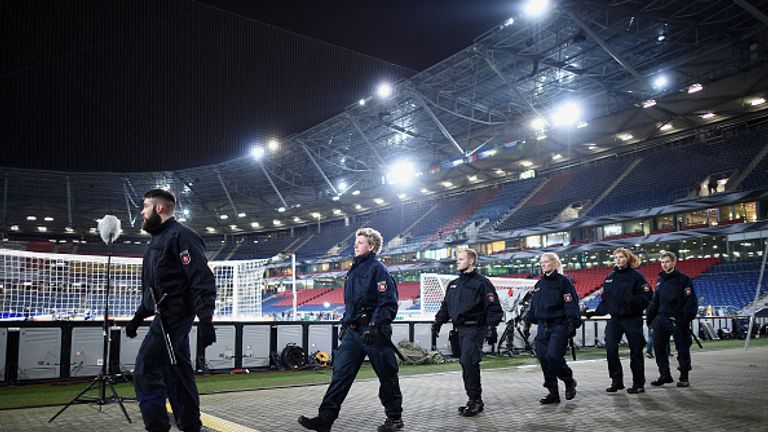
1, 1, 768, 431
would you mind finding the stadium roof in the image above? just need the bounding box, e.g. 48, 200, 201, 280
2, 0, 768, 238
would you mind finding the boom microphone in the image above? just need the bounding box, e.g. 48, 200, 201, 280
98, 215, 122, 244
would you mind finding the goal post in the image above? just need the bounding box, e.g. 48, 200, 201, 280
419, 273, 536, 319
0, 249, 270, 321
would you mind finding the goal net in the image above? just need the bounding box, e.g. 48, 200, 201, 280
420, 273, 536, 319
0, 249, 269, 321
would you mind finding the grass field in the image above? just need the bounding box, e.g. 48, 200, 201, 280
1, 337, 764, 410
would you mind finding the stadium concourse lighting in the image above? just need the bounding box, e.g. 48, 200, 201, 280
398, 193, 407, 200
278, 206, 286, 212
550, 101, 582, 127
519, 160, 533, 167
311, 212, 321, 219
749, 97, 766, 106
530, 116, 547, 130
354, 203, 363, 210
660, 122, 673, 131
523, 0, 549, 17
206, 227, 215, 233
9, 225, 18, 231
332, 208, 342, 215
376, 83, 392, 99
421, 188, 430, 194
332, 195, 340, 201
373, 197, 385, 205
250, 145, 266, 160
386, 160, 416, 185
701, 112, 716, 119
250, 221, 260, 228
238, 212, 246, 218
273, 219, 282, 226
618, 132, 634, 141
219, 214, 229, 220
267, 139, 280, 151
687, 83, 703, 94
338, 181, 348, 191
44, 216, 54, 222
351, 190, 360, 196
358, 98, 366, 106
653, 75, 668, 89
65, 227, 74, 233
26, 215, 37, 221
183, 208, 190, 216
642, 99, 657, 109
441, 181, 453, 188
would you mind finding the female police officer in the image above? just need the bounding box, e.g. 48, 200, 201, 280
523, 252, 581, 404
299, 228, 403, 432
588, 248, 652, 394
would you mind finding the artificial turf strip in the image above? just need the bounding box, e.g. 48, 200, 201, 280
0, 337, 764, 410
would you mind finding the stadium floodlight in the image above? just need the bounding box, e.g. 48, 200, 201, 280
550, 101, 582, 127
331, 195, 340, 201
467, 175, 478, 182
441, 181, 454, 188
238, 212, 246, 218
65, 227, 74, 233
44, 216, 54, 222
250, 145, 266, 160
273, 219, 282, 226
207, 227, 216, 233
374, 197, 385, 205
642, 99, 657, 109
687, 83, 703, 94
178, 217, 188, 222
332, 208, 342, 215
536, 134, 547, 141
311, 212, 321, 219
376, 83, 393, 99
26, 215, 37, 221
277, 206, 286, 212
229, 224, 237, 230
552, 153, 563, 161
421, 188, 430, 194
653, 75, 668, 89
323, 301, 331, 308
183, 208, 190, 216
618, 132, 634, 141
351, 189, 360, 195
267, 139, 279, 151
338, 181, 348, 191
292, 216, 301, 223
577, 121, 588, 129
530, 116, 547, 130
519, 160, 533, 167
358, 98, 366, 106
386, 160, 417, 185
700, 112, 716, 119
10, 225, 19, 231
660, 122, 673, 131
219, 214, 229, 220
251, 221, 260, 228
749, 97, 766, 106
523, 0, 550, 17
398, 193, 407, 200
354, 203, 363, 210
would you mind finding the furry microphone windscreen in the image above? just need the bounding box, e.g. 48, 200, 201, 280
98, 215, 122, 244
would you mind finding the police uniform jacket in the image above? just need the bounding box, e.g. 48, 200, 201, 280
135, 218, 216, 322
340, 252, 398, 329
524, 271, 581, 328
434, 269, 503, 327
646, 269, 698, 325
595, 266, 652, 318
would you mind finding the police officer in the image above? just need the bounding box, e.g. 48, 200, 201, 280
587, 247, 652, 394
646, 251, 698, 387
125, 189, 217, 432
431, 248, 503, 417
523, 252, 581, 404
299, 228, 403, 432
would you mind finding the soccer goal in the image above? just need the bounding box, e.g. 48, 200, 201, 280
0, 249, 271, 321
419, 273, 536, 319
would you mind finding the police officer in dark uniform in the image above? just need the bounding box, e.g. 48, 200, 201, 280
299, 228, 402, 432
125, 189, 217, 432
523, 252, 581, 404
646, 251, 698, 387
587, 247, 652, 394
431, 248, 503, 417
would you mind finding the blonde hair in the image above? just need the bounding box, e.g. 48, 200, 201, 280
540, 252, 564, 274
459, 248, 479, 267
613, 247, 641, 268
659, 251, 677, 262
356, 227, 383, 254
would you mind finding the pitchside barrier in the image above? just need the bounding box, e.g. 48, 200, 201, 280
0, 316, 763, 384
0, 248, 270, 321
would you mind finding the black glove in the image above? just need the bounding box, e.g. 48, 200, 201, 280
567, 322, 577, 338
361, 326, 378, 345
339, 326, 347, 341
486, 326, 498, 345
198, 317, 216, 347
584, 310, 595, 319
431, 322, 442, 338
126, 314, 144, 338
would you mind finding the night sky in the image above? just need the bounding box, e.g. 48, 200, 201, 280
1, 0, 516, 172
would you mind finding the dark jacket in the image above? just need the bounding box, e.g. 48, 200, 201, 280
646, 269, 698, 324
434, 269, 503, 327
594, 266, 652, 318
524, 271, 582, 328
340, 252, 399, 329
135, 218, 216, 321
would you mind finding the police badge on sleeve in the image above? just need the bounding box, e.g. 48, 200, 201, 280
180, 250, 191, 265
377, 281, 387, 292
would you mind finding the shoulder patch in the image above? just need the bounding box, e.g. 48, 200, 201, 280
643, 284, 650, 292
180, 250, 191, 265
563, 293, 572, 303
377, 281, 387, 293
684, 287, 692, 296
487, 294, 496, 303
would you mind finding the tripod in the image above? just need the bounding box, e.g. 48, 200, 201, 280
50, 237, 132, 423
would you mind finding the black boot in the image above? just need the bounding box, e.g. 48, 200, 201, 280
298, 415, 331, 432
651, 375, 674, 387
565, 379, 577, 400
459, 399, 484, 417
377, 417, 404, 432
677, 372, 690, 387
605, 382, 625, 392
627, 385, 645, 394
539, 392, 560, 404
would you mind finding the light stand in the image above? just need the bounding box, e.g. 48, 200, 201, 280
50, 216, 131, 423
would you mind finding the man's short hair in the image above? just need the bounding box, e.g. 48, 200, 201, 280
144, 189, 177, 212
460, 248, 478, 266
356, 227, 383, 254
659, 251, 677, 262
